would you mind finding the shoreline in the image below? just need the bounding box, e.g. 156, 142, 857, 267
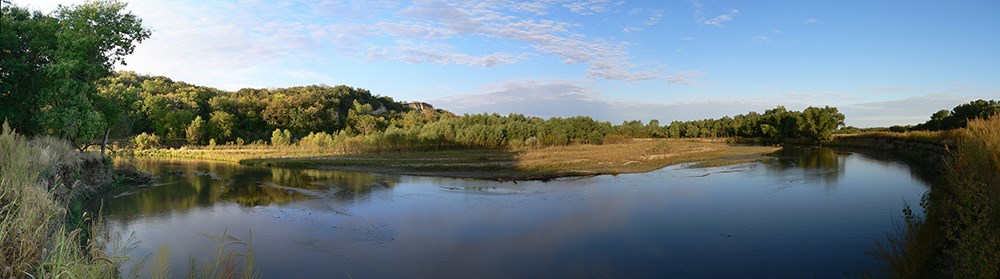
235, 139, 782, 181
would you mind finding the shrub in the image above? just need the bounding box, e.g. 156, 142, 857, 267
299, 132, 334, 149
270, 129, 292, 146
133, 132, 161, 149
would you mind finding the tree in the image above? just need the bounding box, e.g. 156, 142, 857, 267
186, 116, 207, 145
209, 111, 236, 142
271, 129, 292, 146
0, 1, 149, 151
94, 72, 141, 156
799, 106, 845, 143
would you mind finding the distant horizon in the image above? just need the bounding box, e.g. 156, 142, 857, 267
17, 0, 1000, 128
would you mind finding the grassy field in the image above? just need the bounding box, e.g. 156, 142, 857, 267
236, 139, 781, 180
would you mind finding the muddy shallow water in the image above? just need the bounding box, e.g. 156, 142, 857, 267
93, 147, 930, 278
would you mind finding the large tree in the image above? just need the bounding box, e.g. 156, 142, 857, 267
0, 0, 150, 151
799, 106, 846, 144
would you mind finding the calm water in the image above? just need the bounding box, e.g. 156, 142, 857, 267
92, 147, 930, 278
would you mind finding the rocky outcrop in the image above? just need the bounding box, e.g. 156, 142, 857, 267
407, 101, 434, 112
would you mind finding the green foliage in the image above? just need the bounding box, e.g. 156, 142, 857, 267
270, 129, 292, 146
0, 1, 150, 148
133, 132, 160, 149
186, 116, 208, 145
799, 106, 845, 143
913, 99, 1000, 131
299, 132, 335, 149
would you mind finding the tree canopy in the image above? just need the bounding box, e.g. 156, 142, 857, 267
0, 0, 150, 150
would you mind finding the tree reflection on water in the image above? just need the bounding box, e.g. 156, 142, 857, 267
93, 158, 399, 220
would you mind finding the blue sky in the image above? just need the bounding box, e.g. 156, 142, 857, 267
18, 0, 1000, 127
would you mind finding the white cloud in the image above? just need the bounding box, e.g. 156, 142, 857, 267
430, 79, 789, 123
805, 18, 818, 24
839, 94, 972, 127
680, 36, 697, 41
563, 0, 613, 15
367, 41, 522, 67
666, 70, 706, 86
431, 81, 989, 127
19, 0, 667, 85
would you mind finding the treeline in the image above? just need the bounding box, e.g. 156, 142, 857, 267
99, 72, 410, 145
907, 99, 1000, 131
113, 70, 845, 151
9, 67, 851, 152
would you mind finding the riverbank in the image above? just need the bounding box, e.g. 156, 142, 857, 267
122, 139, 780, 180
238, 139, 781, 180
0, 124, 120, 277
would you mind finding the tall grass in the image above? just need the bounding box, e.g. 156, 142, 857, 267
873, 115, 1000, 278
935, 115, 1000, 277
3, 122, 262, 278
0, 122, 122, 277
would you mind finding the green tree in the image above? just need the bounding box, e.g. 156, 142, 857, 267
799, 106, 845, 143
209, 111, 236, 142
271, 129, 292, 146
186, 116, 207, 145
0, 1, 149, 150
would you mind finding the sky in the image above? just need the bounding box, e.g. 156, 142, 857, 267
15, 0, 1000, 127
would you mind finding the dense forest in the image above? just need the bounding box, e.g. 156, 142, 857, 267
4, 67, 850, 152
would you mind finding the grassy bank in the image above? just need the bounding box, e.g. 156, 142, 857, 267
872, 115, 1000, 278
1, 123, 261, 278
238, 139, 781, 180
0, 123, 123, 277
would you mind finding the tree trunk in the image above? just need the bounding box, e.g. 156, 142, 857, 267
101, 127, 111, 158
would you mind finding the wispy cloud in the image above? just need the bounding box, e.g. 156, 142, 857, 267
431, 79, 788, 123
695, 5, 740, 28
332, 1, 661, 81
839, 94, 972, 127
752, 35, 771, 43
563, 0, 615, 15
680, 36, 697, 41
367, 41, 522, 67
622, 10, 663, 33
643, 10, 665, 26
666, 70, 706, 86
804, 18, 818, 24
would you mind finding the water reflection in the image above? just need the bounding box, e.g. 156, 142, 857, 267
96, 149, 932, 278
93, 158, 398, 220
763, 147, 847, 188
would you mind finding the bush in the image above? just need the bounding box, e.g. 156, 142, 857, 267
133, 132, 161, 149
299, 132, 334, 149
270, 129, 292, 146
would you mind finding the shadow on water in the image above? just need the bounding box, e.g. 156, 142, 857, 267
761, 146, 937, 191
91, 157, 399, 220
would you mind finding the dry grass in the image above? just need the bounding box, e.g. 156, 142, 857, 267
836, 129, 962, 145
241, 139, 780, 180
0, 123, 122, 277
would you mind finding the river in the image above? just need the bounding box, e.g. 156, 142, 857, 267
91, 147, 930, 278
